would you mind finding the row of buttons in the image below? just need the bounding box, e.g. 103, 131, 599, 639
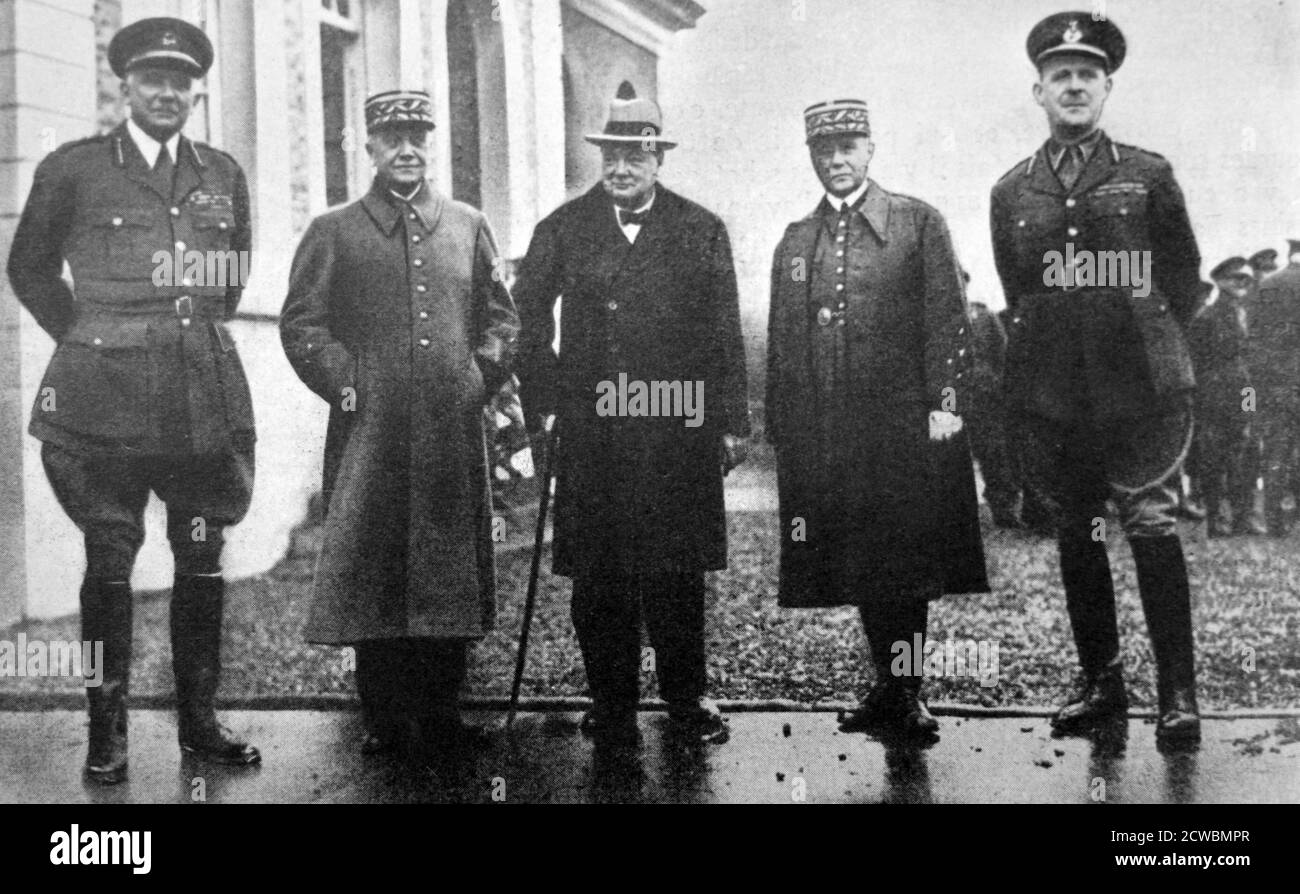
410, 211, 433, 348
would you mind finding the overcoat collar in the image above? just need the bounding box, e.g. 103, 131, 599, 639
807, 179, 891, 244
110, 120, 209, 203
361, 178, 445, 236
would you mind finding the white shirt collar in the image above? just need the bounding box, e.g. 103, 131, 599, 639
390, 181, 424, 204
126, 118, 181, 169
825, 179, 870, 213
615, 189, 656, 242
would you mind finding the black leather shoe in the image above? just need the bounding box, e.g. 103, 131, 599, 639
1155, 689, 1201, 749
1051, 661, 1128, 734
897, 696, 940, 741
180, 723, 262, 765
580, 710, 640, 752
668, 698, 729, 745
838, 685, 901, 734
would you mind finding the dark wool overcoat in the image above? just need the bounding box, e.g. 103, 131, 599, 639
767, 181, 989, 607
512, 184, 751, 578
281, 181, 519, 643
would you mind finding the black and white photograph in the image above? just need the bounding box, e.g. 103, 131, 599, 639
0, 0, 1296, 848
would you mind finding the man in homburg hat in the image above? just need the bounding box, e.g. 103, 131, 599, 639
990, 13, 1207, 748
281, 90, 519, 762
767, 100, 988, 743
1188, 258, 1261, 537
1252, 239, 1300, 535
512, 86, 751, 753
7, 16, 259, 784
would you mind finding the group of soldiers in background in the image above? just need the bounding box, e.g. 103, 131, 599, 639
1185, 244, 1300, 538
966, 242, 1300, 540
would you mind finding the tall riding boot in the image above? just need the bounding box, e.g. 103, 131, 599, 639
1131, 536, 1201, 748
81, 578, 132, 785
170, 575, 261, 765
1052, 529, 1128, 733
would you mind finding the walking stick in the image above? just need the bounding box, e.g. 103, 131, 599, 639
507, 416, 556, 731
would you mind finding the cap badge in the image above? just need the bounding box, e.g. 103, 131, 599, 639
161, 31, 178, 47
1063, 21, 1082, 43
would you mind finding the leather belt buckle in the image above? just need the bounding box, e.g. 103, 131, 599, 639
175, 295, 194, 317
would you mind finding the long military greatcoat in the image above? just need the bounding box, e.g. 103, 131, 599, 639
6, 122, 254, 454
990, 132, 1203, 423
512, 184, 751, 578
767, 181, 989, 607
280, 181, 519, 644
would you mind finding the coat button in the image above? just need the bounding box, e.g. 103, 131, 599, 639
417, 285, 427, 293
1065, 198, 1076, 208
93, 337, 103, 346
419, 338, 430, 347
1119, 208, 1129, 216
412, 235, 421, 243
409, 213, 417, 220
836, 284, 844, 292
175, 241, 186, 252
1018, 220, 1026, 227
836, 251, 844, 258
419, 311, 429, 320
1067, 227, 1079, 237
112, 217, 123, 227
835, 318, 845, 327
607, 300, 618, 311
837, 267, 844, 274
413, 259, 424, 268
181, 318, 191, 328
170, 207, 180, 217
218, 220, 229, 230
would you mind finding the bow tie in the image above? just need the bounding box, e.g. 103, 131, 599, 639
618, 208, 650, 228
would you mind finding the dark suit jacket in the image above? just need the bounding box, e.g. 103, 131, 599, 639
512, 183, 750, 577
991, 131, 1204, 423
7, 122, 254, 454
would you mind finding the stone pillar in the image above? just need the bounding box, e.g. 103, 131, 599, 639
1, 0, 99, 622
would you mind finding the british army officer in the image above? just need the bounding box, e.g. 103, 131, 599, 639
990, 13, 1206, 748
6, 17, 259, 784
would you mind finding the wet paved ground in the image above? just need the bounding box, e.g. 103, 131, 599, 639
1, 709, 1297, 803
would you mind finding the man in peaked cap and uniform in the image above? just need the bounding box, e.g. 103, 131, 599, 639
512, 87, 750, 754
991, 13, 1207, 749
1249, 249, 1279, 279
281, 91, 519, 763
1251, 239, 1300, 535
767, 99, 987, 743
7, 17, 258, 784
1188, 258, 1261, 537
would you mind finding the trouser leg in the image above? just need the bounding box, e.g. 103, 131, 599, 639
355, 641, 404, 744
571, 571, 641, 721
640, 571, 706, 708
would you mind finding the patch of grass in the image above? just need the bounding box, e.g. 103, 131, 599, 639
3, 508, 1297, 709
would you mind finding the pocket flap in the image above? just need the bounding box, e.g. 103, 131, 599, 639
62, 320, 151, 349
192, 209, 237, 232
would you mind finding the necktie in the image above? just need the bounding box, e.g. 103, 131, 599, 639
1057, 145, 1084, 191
618, 208, 650, 228
153, 146, 175, 196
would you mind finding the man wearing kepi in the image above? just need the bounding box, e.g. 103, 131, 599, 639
281, 91, 519, 761
767, 100, 987, 742
6, 17, 258, 784
513, 87, 750, 751
991, 14, 1206, 747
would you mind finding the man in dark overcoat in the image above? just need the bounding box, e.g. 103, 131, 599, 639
767, 99, 988, 743
512, 88, 751, 750
966, 293, 1022, 528
1253, 240, 1300, 536
6, 17, 259, 784
1187, 258, 1259, 537
280, 91, 519, 759
990, 13, 1207, 748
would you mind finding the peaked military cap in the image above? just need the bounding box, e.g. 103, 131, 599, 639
1248, 249, 1278, 270
1210, 257, 1253, 282
585, 84, 677, 150
1028, 12, 1126, 72
365, 90, 436, 134
804, 99, 870, 144
108, 17, 213, 79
